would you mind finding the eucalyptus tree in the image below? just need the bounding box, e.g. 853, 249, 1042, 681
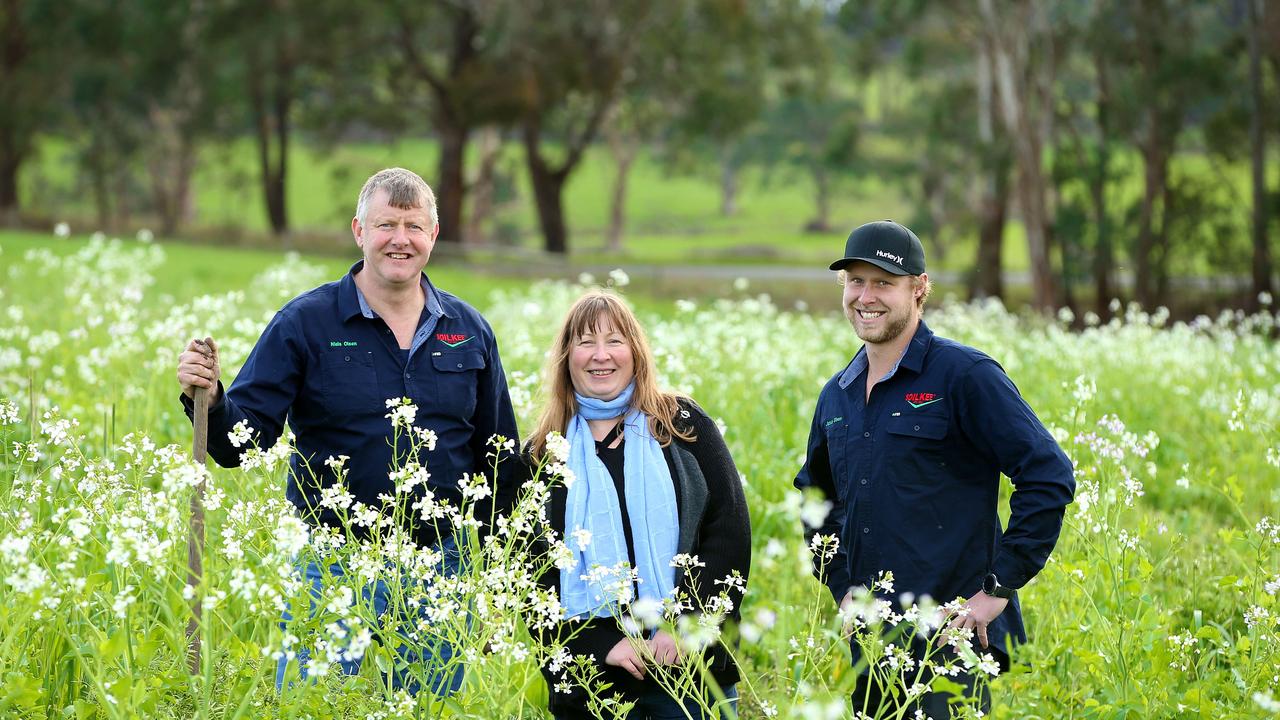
206, 0, 363, 238
0, 0, 72, 223
385, 0, 525, 246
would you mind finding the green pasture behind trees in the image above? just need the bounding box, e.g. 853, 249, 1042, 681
1, 235, 1278, 717
20, 133, 1270, 284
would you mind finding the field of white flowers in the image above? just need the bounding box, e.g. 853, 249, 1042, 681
1, 234, 1278, 719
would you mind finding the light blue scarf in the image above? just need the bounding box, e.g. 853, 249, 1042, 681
561, 382, 679, 620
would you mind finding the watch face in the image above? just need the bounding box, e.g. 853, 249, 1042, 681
983, 574, 997, 594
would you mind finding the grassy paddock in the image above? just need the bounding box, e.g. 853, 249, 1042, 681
1, 235, 1278, 718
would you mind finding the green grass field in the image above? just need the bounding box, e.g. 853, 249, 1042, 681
1, 231, 1278, 718
16, 134, 1040, 271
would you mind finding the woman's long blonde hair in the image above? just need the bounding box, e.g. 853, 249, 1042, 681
528, 292, 694, 460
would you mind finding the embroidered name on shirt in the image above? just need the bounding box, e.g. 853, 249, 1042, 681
905, 393, 943, 408
824, 416, 844, 427
329, 341, 358, 347
436, 333, 474, 348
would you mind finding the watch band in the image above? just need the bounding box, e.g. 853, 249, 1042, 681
983, 572, 1015, 599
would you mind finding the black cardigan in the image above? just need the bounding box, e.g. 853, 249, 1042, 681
523, 399, 751, 716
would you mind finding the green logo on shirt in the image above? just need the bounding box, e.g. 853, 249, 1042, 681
824, 416, 844, 428
436, 333, 474, 348
329, 341, 358, 347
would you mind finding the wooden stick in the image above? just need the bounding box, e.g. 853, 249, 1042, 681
186, 382, 209, 675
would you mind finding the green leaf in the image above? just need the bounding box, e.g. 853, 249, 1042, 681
97, 630, 128, 661
1194, 626, 1221, 641
1, 671, 44, 709
108, 677, 132, 705
930, 675, 966, 698
73, 698, 97, 720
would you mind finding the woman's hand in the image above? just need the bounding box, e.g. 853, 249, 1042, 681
605, 638, 647, 680
646, 630, 682, 665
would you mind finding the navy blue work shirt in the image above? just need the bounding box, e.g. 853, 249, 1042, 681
794, 320, 1074, 660
182, 262, 519, 547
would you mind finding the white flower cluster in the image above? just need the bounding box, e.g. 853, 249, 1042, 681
0, 398, 19, 425
384, 397, 418, 430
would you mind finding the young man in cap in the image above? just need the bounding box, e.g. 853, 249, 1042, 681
793, 220, 1075, 716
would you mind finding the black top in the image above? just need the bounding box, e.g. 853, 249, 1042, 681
594, 426, 639, 601
521, 399, 751, 717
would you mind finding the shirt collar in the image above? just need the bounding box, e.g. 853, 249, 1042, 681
837, 319, 935, 389
338, 260, 449, 321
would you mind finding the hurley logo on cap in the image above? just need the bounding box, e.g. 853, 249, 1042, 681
829, 220, 927, 275
876, 249, 905, 265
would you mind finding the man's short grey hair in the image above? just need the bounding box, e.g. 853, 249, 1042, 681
355, 168, 438, 228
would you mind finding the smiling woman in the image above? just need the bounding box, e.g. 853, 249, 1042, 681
569, 317, 635, 402
521, 291, 752, 720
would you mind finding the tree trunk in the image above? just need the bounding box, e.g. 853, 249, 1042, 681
519, 89, 617, 255
971, 32, 1006, 301
112, 164, 132, 230
1011, 136, 1055, 309
1154, 179, 1174, 307
248, 42, 291, 238
1134, 134, 1167, 309
1091, 49, 1114, 320
1247, 0, 1273, 310
984, 0, 1056, 311
436, 121, 468, 246
605, 134, 637, 253
719, 144, 739, 217
806, 163, 831, 233
147, 107, 198, 236
522, 122, 569, 255
145, 3, 204, 238
87, 132, 113, 231
464, 127, 502, 245
0, 139, 18, 224
974, 177, 1007, 300
0, 0, 29, 222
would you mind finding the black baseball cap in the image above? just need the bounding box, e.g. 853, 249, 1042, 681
829, 220, 927, 275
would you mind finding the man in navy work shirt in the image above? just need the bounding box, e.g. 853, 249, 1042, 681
175, 167, 518, 693
793, 220, 1074, 716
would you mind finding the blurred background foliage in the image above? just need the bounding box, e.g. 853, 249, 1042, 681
1, 0, 1278, 315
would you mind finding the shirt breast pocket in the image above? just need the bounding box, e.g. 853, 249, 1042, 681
884, 413, 951, 485
432, 350, 486, 419
320, 350, 379, 415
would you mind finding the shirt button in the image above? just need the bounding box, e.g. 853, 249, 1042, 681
914, 425, 921, 431
863, 431, 871, 438
405, 373, 411, 379
456, 363, 463, 369
862, 527, 870, 534
860, 478, 867, 485
344, 356, 351, 362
